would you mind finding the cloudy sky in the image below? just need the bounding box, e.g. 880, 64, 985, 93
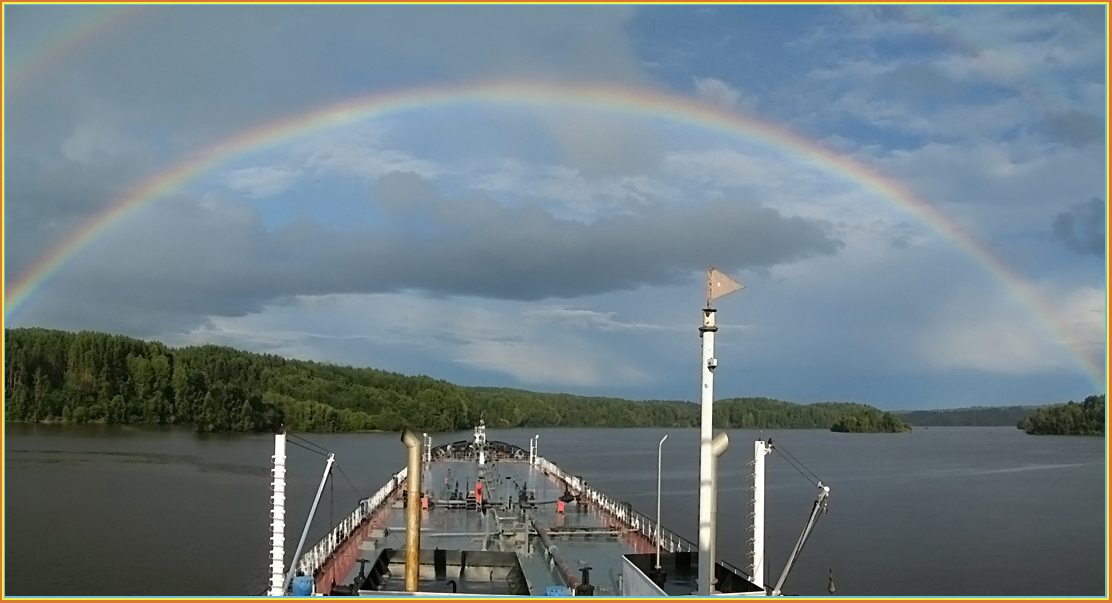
4, 5, 1106, 409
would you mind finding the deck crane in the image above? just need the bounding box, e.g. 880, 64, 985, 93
770, 481, 831, 596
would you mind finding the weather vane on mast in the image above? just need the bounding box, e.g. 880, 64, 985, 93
706, 266, 744, 309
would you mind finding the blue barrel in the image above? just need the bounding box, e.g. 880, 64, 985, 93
291, 575, 314, 596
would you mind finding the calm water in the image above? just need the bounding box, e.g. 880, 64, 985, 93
4, 425, 1106, 596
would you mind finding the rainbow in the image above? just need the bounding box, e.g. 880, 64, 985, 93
3, 79, 1104, 386
4, 5, 143, 91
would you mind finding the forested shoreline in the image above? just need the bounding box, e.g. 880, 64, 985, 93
1018, 395, 1105, 435
896, 406, 1040, 427
0, 328, 1018, 434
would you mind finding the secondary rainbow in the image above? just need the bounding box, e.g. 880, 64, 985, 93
4, 5, 141, 91
3, 79, 1103, 386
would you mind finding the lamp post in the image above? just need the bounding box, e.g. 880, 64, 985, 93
656, 433, 669, 570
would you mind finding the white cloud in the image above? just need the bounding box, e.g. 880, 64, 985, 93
303, 132, 441, 180
693, 76, 755, 111
455, 339, 646, 386
170, 293, 654, 388
919, 311, 1063, 374
926, 9, 1106, 80
802, 64, 1054, 144
466, 157, 678, 220
660, 146, 910, 228
542, 110, 665, 179
824, 92, 934, 135
1051, 285, 1107, 373
167, 320, 388, 360
787, 6, 1104, 148
195, 193, 258, 225
917, 284, 1106, 377
61, 121, 148, 165
225, 166, 300, 198
664, 147, 816, 194
803, 58, 895, 83
522, 306, 682, 331
212, 125, 443, 201
874, 137, 1107, 240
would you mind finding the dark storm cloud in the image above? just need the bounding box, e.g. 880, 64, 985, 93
5, 5, 644, 146
2, 141, 160, 276
13, 172, 843, 335
1052, 198, 1105, 256
4, 4, 651, 283
4, 3, 660, 326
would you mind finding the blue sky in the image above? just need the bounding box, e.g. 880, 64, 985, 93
3, 5, 1106, 409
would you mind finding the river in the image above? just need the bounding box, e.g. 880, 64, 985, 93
4, 424, 1105, 596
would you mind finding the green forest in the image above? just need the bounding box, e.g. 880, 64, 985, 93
896, 406, 1040, 427
1018, 395, 1105, 435
831, 407, 912, 433
5, 327, 919, 434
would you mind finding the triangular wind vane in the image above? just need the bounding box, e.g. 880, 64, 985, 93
707, 267, 744, 305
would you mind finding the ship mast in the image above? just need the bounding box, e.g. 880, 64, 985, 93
697, 267, 744, 595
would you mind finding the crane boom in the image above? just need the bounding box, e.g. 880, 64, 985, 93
770, 482, 830, 596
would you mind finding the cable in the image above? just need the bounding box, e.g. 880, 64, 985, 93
778, 451, 815, 484
774, 441, 823, 485
770, 441, 820, 486
334, 463, 363, 499
288, 433, 331, 455
778, 446, 821, 483
288, 432, 329, 453
776, 450, 817, 486
287, 439, 328, 457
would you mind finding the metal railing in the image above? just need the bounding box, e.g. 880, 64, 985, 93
291, 454, 753, 586
294, 467, 407, 577
534, 456, 753, 582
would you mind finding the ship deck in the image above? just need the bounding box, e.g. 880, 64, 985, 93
328, 457, 647, 596
297, 433, 764, 597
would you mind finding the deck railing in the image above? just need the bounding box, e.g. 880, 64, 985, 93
290, 454, 752, 587
294, 467, 407, 577
534, 456, 753, 582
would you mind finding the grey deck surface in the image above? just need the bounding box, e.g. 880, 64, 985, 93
340, 458, 637, 596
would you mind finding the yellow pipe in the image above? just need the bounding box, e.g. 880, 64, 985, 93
401, 430, 423, 592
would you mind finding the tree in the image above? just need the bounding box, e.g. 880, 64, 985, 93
1020, 395, 1105, 435
2, 327, 947, 434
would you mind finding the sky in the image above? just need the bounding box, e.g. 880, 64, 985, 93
3, 4, 1107, 410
